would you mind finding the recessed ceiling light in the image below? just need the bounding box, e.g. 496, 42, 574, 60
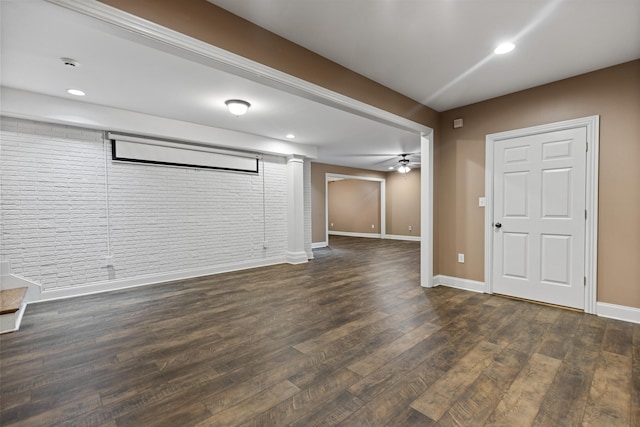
388, 166, 395, 170
494, 42, 515, 55
286, 133, 296, 139
67, 89, 85, 96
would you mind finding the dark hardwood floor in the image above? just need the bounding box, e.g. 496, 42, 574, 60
1, 236, 638, 426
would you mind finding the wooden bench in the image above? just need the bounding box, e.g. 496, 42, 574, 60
0, 287, 28, 315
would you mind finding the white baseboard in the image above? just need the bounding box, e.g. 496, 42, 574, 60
432, 275, 486, 293
312, 241, 328, 249
328, 231, 381, 238
327, 232, 419, 242
431, 276, 640, 324
36, 256, 286, 303
286, 251, 309, 265
384, 234, 421, 242
597, 302, 640, 324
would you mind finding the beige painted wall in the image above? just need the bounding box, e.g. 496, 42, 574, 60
328, 180, 381, 234
311, 163, 386, 243
98, 0, 439, 130
312, 163, 421, 242
87, 2, 640, 309
437, 60, 640, 308
386, 169, 421, 237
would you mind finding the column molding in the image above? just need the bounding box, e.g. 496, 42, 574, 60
286, 155, 308, 264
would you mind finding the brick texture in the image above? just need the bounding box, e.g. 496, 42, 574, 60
1, 117, 288, 291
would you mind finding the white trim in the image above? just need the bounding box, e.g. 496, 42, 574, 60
2, 88, 317, 159
286, 156, 308, 265
484, 116, 599, 314
33, 257, 285, 303
325, 173, 386, 243
0, 261, 10, 277
312, 242, 328, 249
420, 134, 434, 287
597, 302, 640, 324
433, 275, 485, 293
385, 234, 421, 242
1, 262, 42, 304
0, 304, 26, 335
47, 0, 435, 307
328, 231, 382, 239
46, 0, 432, 136
285, 251, 309, 264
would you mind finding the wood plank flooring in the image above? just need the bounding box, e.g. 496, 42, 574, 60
1, 236, 638, 426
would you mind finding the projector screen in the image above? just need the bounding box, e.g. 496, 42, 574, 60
109, 133, 259, 174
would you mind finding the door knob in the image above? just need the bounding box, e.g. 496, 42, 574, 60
495, 222, 502, 229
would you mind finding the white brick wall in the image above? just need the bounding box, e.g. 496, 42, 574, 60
1, 117, 288, 291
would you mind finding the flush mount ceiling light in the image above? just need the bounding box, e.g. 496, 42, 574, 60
225, 99, 251, 116
398, 154, 411, 174
67, 89, 85, 96
494, 42, 515, 55
286, 133, 296, 139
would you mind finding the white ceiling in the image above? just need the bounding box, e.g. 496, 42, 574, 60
208, 0, 640, 111
1, 0, 639, 172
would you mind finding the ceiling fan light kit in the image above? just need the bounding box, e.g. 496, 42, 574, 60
398, 154, 411, 173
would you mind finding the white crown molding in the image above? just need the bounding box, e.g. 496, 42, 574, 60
46, 0, 433, 136
1, 88, 318, 159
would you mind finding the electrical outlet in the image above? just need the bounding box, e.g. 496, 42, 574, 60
330, 222, 334, 227
408, 225, 412, 231
479, 197, 486, 207
371, 224, 375, 229
458, 253, 465, 263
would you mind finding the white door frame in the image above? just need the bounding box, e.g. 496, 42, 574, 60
45, 0, 436, 290
484, 116, 599, 313
325, 174, 386, 242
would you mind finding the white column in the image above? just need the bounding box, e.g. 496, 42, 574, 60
421, 133, 434, 287
303, 159, 313, 260
286, 155, 308, 264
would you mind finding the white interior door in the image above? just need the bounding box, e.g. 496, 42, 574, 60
492, 127, 587, 309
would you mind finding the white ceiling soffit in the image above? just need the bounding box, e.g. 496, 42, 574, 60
207, 0, 640, 112
1, 0, 431, 171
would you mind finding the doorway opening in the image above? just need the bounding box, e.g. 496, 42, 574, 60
325, 174, 386, 244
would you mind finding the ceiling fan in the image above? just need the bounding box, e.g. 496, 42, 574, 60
390, 153, 420, 173
398, 154, 411, 173
341, 151, 421, 171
